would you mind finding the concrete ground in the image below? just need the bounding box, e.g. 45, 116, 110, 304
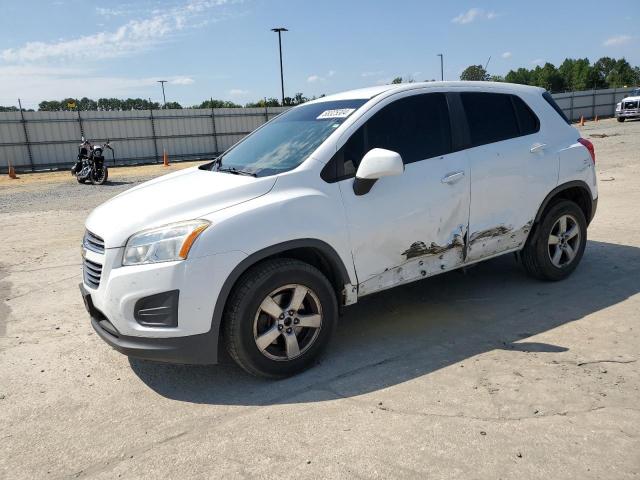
1, 118, 639, 479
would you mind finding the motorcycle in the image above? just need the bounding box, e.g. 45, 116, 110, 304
71, 137, 113, 185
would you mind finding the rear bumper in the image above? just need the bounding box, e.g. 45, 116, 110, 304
82, 283, 218, 364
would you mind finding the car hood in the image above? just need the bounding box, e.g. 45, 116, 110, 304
622, 96, 640, 102
85, 166, 276, 247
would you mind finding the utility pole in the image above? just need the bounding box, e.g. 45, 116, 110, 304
271, 27, 288, 105
157, 80, 168, 108
437, 53, 444, 81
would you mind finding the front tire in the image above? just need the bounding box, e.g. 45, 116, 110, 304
223, 258, 338, 378
617, 117, 625, 122
521, 200, 587, 281
90, 166, 108, 185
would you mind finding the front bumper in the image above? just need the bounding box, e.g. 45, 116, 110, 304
616, 109, 639, 118
82, 283, 218, 364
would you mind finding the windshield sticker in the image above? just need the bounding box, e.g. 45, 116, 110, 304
317, 108, 356, 120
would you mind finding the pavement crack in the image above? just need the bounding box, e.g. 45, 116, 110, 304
576, 359, 637, 366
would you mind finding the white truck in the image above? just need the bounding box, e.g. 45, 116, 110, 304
616, 88, 640, 122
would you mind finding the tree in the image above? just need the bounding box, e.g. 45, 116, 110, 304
460, 65, 489, 81
391, 76, 403, 84
38, 100, 62, 111
0, 105, 18, 112
505, 67, 533, 85
606, 58, 639, 87
530, 63, 565, 92
196, 99, 242, 108
164, 102, 182, 109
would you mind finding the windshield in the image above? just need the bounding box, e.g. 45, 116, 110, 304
212, 99, 367, 177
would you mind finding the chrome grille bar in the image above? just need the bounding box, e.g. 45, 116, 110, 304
83, 230, 105, 254
83, 258, 102, 289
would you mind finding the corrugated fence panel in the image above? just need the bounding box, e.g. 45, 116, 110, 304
552, 87, 634, 122
0, 112, 30, 169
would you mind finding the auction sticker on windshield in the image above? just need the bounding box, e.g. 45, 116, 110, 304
317, 108, 356, 120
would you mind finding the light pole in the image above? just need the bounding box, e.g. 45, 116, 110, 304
271, 27, 288, 105
437, 54, 444, 81
157, 80, 167, 108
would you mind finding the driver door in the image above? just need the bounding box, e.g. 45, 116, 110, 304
330, 92, 471, 296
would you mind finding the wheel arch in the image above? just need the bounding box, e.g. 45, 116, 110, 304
211, 239, 353, 360
534, 180, 596, 227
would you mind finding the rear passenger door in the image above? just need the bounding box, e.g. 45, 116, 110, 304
460, 91, 556, 262
325, 92, 470, 296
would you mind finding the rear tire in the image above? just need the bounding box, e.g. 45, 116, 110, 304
223, 258, 338, 378
521, 200, 587, 281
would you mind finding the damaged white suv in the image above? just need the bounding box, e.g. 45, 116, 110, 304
81, 82, 598, 377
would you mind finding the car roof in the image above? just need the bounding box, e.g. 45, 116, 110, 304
308, 81, 545, 103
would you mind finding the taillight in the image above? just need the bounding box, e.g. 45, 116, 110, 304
578, 138, 595, 164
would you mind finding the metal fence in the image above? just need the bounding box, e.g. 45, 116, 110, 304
0, 106, 288, 173
552, 86, 635, 123
0, 86, 636, 173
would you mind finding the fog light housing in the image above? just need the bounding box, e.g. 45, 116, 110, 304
134, 290, 179, 328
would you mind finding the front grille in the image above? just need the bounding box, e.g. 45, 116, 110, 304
623, 101, 638, 110
83, 230, 105, 254
83, 258, 102, 289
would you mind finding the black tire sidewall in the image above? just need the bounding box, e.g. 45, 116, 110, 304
533, 200, 587, 280
229, 261, 338, 377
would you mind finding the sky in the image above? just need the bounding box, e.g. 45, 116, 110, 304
0, 0, 638, 109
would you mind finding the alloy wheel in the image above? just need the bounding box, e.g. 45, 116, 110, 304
253, 284, 323, 361
548, 214, 581, 268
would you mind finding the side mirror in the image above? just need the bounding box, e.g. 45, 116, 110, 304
353, 148, 404, 195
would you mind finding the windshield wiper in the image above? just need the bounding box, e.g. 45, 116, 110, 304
216, 166, 257, 177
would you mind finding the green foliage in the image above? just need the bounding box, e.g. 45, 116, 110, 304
164, 101, 183, 109
196, 99, 242, 108
0, 106, 19, 112
503, 56, 640, 92
391, 77, 403, 84
460, 65, 490, 81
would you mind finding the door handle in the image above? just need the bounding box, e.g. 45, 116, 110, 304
530, 143, 547, 153
441, 171, 465, 184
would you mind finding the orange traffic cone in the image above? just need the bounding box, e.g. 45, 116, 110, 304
163, 149, 169, 167
579, 116, 585, 127
8, 165, 17, 179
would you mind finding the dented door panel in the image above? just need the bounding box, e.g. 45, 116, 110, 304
339, 151, 470, 297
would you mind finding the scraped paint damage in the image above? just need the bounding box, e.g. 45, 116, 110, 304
357, 219, 535, 297
358, 224, 467, 296
402, 233, 465, 259
466, 220, 533, 262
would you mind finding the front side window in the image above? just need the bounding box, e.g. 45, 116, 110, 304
213, 99, 366, 177
327, 93, 452, 179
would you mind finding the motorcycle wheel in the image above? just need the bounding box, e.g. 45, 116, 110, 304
90, 167, 108, 185
77, 176, 86, 184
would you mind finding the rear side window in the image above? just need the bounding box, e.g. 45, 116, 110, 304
461, 92, 520, 147
512, 95, 540, 135
542, 91, 570, 124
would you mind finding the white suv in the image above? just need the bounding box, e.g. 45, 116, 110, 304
81, 82, 598, 377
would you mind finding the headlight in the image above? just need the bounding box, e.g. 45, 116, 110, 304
122, 220, 210, 266
616, 102, 622, 111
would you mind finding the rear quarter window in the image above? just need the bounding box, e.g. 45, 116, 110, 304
512, 96, 540, 135
542, 91, 570, 125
